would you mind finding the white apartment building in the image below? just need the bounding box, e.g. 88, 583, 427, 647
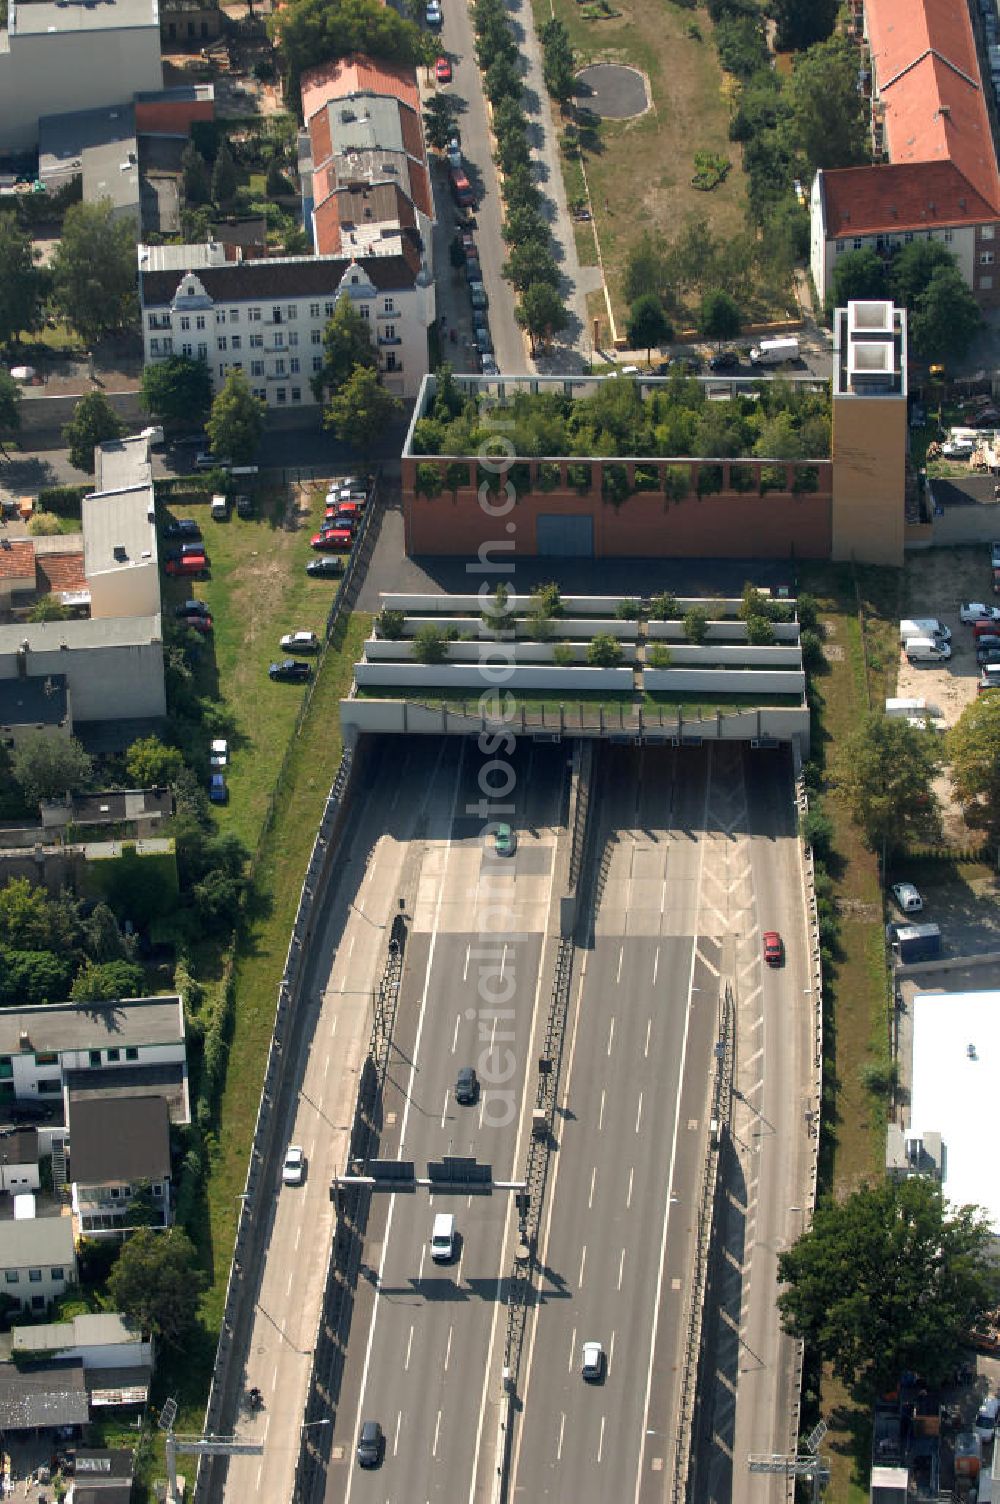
138, 240, 433, 403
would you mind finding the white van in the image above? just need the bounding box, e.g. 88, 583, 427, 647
749, 336, 800, 366
430, 1212, 455, 1262
906, 636, 952, 663
975, 1395, 1000, 1446
899, 619, 951, 643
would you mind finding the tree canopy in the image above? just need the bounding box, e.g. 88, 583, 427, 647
772, 0, 837, 51
206, 370, 264, 465
948, 692, 1000, 837
323, 365, 401, 456
107, 1227, 206, 1346
0, 215, 44, 348
699, 288, 742, 343
828, 248, 888, 313
64, 391, 124, 474
70, 958, 145, 1002
626, 294, 673, 361
889, 240, 956, 311
423, 95, 459, 152
10, 732, 94, 807
909, 266, 982, 362
141, 355, 213, 431
784, 35, 869, 173
0, 370, 22, 458
50, 200, 137, 343
311, 297, 376, 402
270, 0, 433, 103
125, 735, 186, 788
778, 1178, 996, 1403
833, 713, 941, 855
516, 283, 569, 351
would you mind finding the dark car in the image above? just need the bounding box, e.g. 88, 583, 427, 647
455, 1066, 478, 1105
977, 642, 1000, 665
269, 659, 312, 682
178, 611, 212, 634
306, 556, 344, 578
357, 1420, 384, 1468
709, 349, 740, 371
235, 494, 255, 519
164, 518, 202, 541
675, 356, 702, 375
175, 600, 210, 620
167, 541, 209, 562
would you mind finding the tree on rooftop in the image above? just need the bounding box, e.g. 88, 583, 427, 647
63, 390, 124, 475
0, 214, 44, 349
311, 297, 377, 403
50, 199, 138, 344
206, 370, 264, 466
626, 294, 673, 363
140, 355, 213, 432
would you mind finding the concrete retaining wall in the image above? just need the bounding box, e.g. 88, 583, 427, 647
379, 593, 762, 616
354, 663, 634, 691
644, 667, 806, 694
646, 645, 803, 666
646, 621, 800, 643
362, 638, 639, 665
393, 617, 640, 640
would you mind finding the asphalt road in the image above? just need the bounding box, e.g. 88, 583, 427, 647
326, 738, 572, 1504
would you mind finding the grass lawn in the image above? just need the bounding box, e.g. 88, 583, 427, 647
799, 562, 904, 1503
528, 0, 749, 333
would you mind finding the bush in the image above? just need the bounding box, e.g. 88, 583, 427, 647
587, 633, 623, 666
602, 464, 630, 506
745, 613, 775, 645
415, 462, 443, 498
796, 593, 820, 633
801, 805, 834, 860
537, 462, 561, 492
553, 643, 574, 666
663, 465, 690, 502
36, 485, 88, 518
444, 461, 470, 494
530, 581, 563, 618
28, 512, 63, 536
633, 465, 660, 492
377, 610, 405, 640
860, 1059, 898, 1097
684, 606, 709, 644
567, 462, 592, 493
414, 624, 448, 663
648, 644, 673, 669
799, 628, 825, 673
649, 592, 680, 620
615, 599, 642, 620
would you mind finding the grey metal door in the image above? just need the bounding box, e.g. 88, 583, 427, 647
536, 514, 594, 557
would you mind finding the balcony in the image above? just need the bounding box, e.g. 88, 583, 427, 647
378, 335, 402, 346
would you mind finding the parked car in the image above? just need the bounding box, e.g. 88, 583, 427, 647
209, 772, 228, 804
269, 659, 312, 682
481, 355, 500, 376
469, 281, 488, 309
581, 1341, 604, 1381
978, 645, 1000, 667
992, 567, 1000, 596
435, 54, 452, 82
941, 440, 975, 459
306, 556, 344, 578
763, 931, 784, 966
179, 610, 212, 634
425, 0, 442, 24
194, 451, 229, 471
709, 349, 740, 371
175, 600, 210, 621
282, 1145, 305, 1185
165, 554, 208, 578
310, 529, 353, 551
357, 1420, 384, 1468
891, 882, 923, 915
210, 738, 228, 768
280, 630, 321, 653
235, 494, 255, 519
492, 823, 516, 857
450, 167, 474, 207
959, 602, 1000, 623
163, 518, 202, 541
474, 327, 494, 356
447, 138, 463, 172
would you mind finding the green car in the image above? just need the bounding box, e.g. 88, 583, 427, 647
493, 823, 516, 857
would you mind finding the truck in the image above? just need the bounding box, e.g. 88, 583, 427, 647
749, 336, 800, 367
899, 618, 951, 642
891, 923, 942, 963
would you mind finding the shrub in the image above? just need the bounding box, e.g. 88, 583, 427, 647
801, 804, 834, 860
697, 464, 723, 497
799, 628, 825, 673
28, 512, 62, 536
36, 485, 88, 518
415, 462, 443, 498
553, 643, 574, 666
792, 465, 820, 493
633, 465, 660, 491
684, 606, 709, 644
649, 591, 680, 620
377, 609, 405, 640
663, 465, 690, 502
530, 581, 563, 617
745, 613, 775, 644
444, 461, 470, 494
587, 633, 623, 666
729, 463, 756, 493
860, 1059, 898, 1097
413, 625, 448, 663
567, 462, 592, 493
796, 593, 820, 633
537, 462, 561, 491
648, 644, 673, 669
758, 463, 788, 494
602, 464, 630, 506
615, 599, 642, 620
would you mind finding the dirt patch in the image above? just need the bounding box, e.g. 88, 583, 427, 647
896, 547, 992, 728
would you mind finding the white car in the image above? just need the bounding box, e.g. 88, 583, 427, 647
210, 738, 228, 769
282, 1146, 305, 1185
426, 0, 442, 22
891, 882, 923, 915
581, 1340, 604, 1381
280, 631, 321, 653
959, 602, 1000, 623
941, 440, 974, 459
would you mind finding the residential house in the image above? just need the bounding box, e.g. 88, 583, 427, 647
0, 1358, 90, 1432
68, 1448, 136, 1499
0, 1216, 77, 1313
68, 1094, 172, 1238
811, 0, 1000, 308
39, 787, 173, 838
11, 1312, 152, 1374
0, 0, 163, 154
138, 238, 434, 403
0, 1130, 41, 1195
0, 675, 71, 749
0, 996, 189, 1126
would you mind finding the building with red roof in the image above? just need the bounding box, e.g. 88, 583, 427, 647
811, 0, 1000, 308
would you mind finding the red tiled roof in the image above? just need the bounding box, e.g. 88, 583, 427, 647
866, 0, 1000, 214
301, 53, 420, 125
313, 196, 342, 256
0, 540, 35, 582
36, 551, 86, 595
310, 107, 332, 172
398, 104, 424, 165
822, 159, 998, 237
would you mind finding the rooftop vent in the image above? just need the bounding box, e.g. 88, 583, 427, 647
113, 545, 127, 562
17, 1031, 30, 1052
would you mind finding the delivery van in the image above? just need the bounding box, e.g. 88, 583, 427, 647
905, 636, 952, 663
899, 619, 951, 642
749, 336, 800, 366
430, 1212, 456, 1263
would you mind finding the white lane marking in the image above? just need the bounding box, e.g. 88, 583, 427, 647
635, 1091, 643, 1134
607, 1016, 615, 1056
652, 948, 659, 987
463, 942, 470, 981
347, 934, 355, 959
609, 1329, 616, 1374
618, 1248, 625, 1291
286, 1268, 294, 1297
330, 1015, 338, 1038
451, 1013, 460, 1053
578, 1245, 587, 1290
440, 1092, 449, 1130
568, 1326, 577, 1373
433, 1408, 442, 1458
644, 1017, 652, 1058
323, 1051, 331, 1078
394, 1410, 402, 1457
419, 1244, 426, 1282
589, 1165, 597, 1209
557, 1413, 566, 1462
294, 1225, 302, 1252
404, 1324, 414, 1371
617, 945, 624, 983
598, 1415, 606, 1464
598, 1089, 606, 1131
500, 942, 508, 979
445, 1324, 453, 1372
626, 1166, 634, 1209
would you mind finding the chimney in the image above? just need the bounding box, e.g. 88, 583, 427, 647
16, 641, 29, 679
17, 1030, 30, 1052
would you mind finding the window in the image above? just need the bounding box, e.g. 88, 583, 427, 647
218, 336, 227, 351
276, 388, 287, 403
287, 305, 297, 320
229, 309, 239, 322
182, 343, 193, 357
107, 1049, 120, 1063
253, 387, 267, 400
31, 1295, 44, 1310
89, 1050, 101, 1068
359, 305, 370, 321
983, 226, 996, 241
981, 251, 995, 265
50, 1267, 64, 1281
310, 302, 320, 317
196, 315, 206, 331
198, 343, 208, 359
35, 1052, 57, 1066
152, 1183, 163, 1198
385, 352, 398, 372
250, 333, 263, 348
109, 1187, 121, 1200
28, 1269, 41, 1283
324, 301, 334, 316
311, 329, 322, 345
983, 275, 994, 290
944, 229, 954, 243
273, 332, 284, 348
288, 331, 299, 347
150, 338, 160, 354
853, 238, 863, 251
180, 316, 190, 331
231, 335, 242, 351
219, 365, 226, 378
272, 306, 282, 323
5, 1272, 18, 1285
232, 361, 243, 371
290, 358, 300, 374
384, 324, 396, 341
125, 1047, 138, 1062
274, 359, 286, 376
384, 298, 395, 314
163, 338, 173, 354
216, 311, 226, 325
38, 1079, 60, 1094
904, 232, 914, 244
251, 360, 264, 377
292, 387, 301, 402
312, 356, 323, 372
249, 307, 262, 322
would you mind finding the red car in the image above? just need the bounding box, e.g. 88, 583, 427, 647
165, 554, 208, 578
310, 529, 353, 551
435, 55, 452, 83
763, 931, 784, 966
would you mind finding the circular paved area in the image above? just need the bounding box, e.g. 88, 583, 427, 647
574, 63, 649, 119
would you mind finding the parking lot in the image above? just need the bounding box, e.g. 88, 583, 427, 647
898, 545, 999, 726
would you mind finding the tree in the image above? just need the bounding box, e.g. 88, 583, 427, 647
28, 596, 70, 623
699, 288, 741, 343
323, 365, 401, 457
833, 713, 941, 855
828, 248, 888, 312
413, 624, 448, 663
311, 297, 376, 402
772, 0, 837, 51
683, 606, 709, 644
270, 0, 432, 104
50, 199, 137, 343
889, 239, 955, 311
587, 633, 623, 666
423, 94, 459, 152
140, 355, 213, 431
206, 371, 264, 465
516, 283, 569, 352
948, 692, 1000, 837
541, 17, 575, 104
626, 294, 673, 362
211, 143, 238, 206
785, 35, 869, 172
71, 959, 145, 1002
778, 1177, 995, 1404
63, 391, 124, 474
10, 732, 94, 807
107, 1227, 206, 1346
126, 735, 185, 788
0, 214, 43, 348
910, 266, 982, 362
503, 241, 560, 294
0, 370, 21, 459
180, 141, 211, 205
622, 232, 671, 307
0, 949, 72, 1005
0, 877, 80, 953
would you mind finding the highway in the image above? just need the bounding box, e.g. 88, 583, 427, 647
327, 737, 571, 1504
